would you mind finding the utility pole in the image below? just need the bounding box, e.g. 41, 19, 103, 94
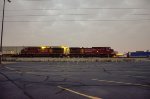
0, 0, 11, 64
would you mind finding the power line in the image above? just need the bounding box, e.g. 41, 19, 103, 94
2, 0, 51, 1
1, 8, 149, 11
1, 19, 150, 22
132, 14, 150, 15
22, 0, 52, 1
3, 13, 150, 17
3, 14, 90, 17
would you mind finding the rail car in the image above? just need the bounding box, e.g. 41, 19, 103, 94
127, 51, 150, 58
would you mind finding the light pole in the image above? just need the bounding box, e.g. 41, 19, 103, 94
0, 0, 11, 64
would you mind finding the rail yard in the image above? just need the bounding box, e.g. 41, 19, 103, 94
0, 0, 149, 99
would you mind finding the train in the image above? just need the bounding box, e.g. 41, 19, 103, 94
11, 46, 116, 57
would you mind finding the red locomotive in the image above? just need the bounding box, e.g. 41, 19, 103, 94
69, 47, 84, 57
18, 46, 64, 57
69, 47, 115, 57
15, 46, 115, 57
92, 47, 115, 57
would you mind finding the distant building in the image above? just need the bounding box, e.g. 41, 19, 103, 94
3, 46, 25, 55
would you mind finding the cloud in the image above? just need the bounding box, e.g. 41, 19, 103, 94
0, 0, 150, 52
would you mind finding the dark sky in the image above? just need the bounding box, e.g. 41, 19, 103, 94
0, 0, 150, 52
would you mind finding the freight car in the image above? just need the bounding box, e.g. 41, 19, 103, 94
127, 51, 150, 58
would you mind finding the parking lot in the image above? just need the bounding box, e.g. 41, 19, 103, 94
0, 61, 150, 99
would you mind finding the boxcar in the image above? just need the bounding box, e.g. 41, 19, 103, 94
128, 51, 150, 58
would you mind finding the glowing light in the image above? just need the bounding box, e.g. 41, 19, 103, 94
41, 46, 46, 49
116, 53, 124, 56
61, 45, 69, 55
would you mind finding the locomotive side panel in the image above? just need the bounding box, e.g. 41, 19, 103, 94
92, 47, 115, 57
51, 48, 64, 57
20, 47, 40, 57
69, 47, 83, 57
83, 48, 93, 57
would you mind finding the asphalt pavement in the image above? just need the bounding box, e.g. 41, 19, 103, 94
0, 61, 150, 99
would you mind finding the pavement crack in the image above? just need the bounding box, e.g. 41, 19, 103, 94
23, 91, 34, 99
102, 67, 111, 74
44, 76, 49, 82
55, 89, 65, 94
63, 78, 67, 82
0, 71, 34, 99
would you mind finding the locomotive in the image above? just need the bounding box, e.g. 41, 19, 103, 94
15, 46, 115, 57
69, 47, 115, 57
15, 46, 68, 57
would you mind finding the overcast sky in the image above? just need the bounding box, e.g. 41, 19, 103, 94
0, 0, 150, 52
